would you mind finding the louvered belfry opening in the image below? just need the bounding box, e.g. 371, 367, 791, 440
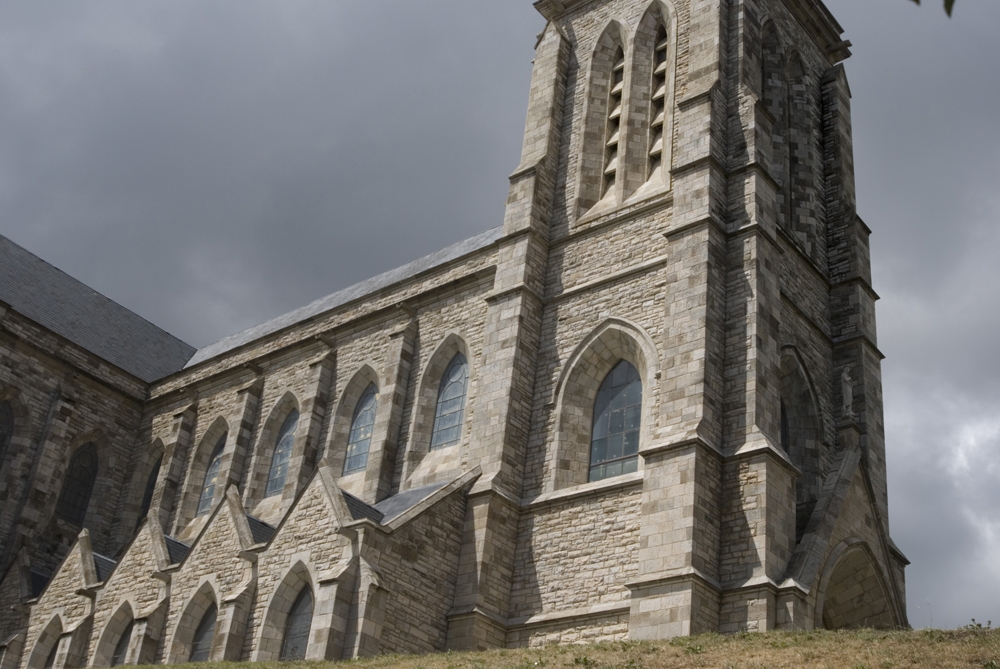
603, 46, 625, 197
648, 25, 668, 178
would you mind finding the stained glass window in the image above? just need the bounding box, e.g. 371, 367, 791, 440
430, 354, 469, 450
110, 620, 133, 666
43, 643, 58, 669
137, 457, 162, 528
265, 410, 299, 498
589, 360, 642, 482
280, 587, 314, 661
197, 434, 226, 517
344, 384, 378, 474
55, 443, 98, 525
189, 603, 217, 662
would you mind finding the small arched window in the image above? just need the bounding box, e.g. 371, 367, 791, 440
344, 384, 378, 475
265, 410, 299, 498
603, 46, 626, 197
197, 434, 226, 517
431, 353, 469, 450
280, 586, 314, 661
589, 360, 641, 482
110, 620, 133, 667
137, 456, 162, 528
648, 25, 668, 178
55, 443, 98, 526
189, 603, 217, 663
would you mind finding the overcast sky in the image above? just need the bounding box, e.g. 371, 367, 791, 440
0, 0, 996, 630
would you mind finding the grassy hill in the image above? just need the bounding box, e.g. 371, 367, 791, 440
154, 627, 999, 669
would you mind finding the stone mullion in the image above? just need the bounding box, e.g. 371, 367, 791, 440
363, 318, 416, 504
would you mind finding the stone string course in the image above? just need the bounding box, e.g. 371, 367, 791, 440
0, 0, 910, 665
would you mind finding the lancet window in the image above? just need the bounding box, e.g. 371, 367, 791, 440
648, 25, 669, 178
344, 384, 378, 474
265, 409, 299, 497
197, 435, 226, 516
280, 587, 314, 661
137, 456, 162, 527
589, 360, 641, 482
55, 443, 98, 525
189, 603, 217, 663
0, 400, 12, 461
110, 621, 133, 667
603, 47, 626, 197
430, 353, 469, 450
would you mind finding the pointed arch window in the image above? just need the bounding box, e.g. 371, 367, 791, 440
137, 456, 162, 528
197, 434, 226, 517
55, 443, 98, 526
431, 353, 469, 450
0, 400, 12, 459
189, 603, 217, 663
589, 360, 641, 482
265, 409, 299, 498
110, 620, 133, 667
603, 46, 626, 197
344, 384, 378, 475
648, 24, 669, 178
280, 586, 314, 661
43, 643, 58, 669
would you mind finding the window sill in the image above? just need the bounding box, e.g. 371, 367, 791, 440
522, 470, 644, 512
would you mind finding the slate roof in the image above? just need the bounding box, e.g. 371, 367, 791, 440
0, 234, 196, 382
246, 515, 276, 545
185, 226, 503, 368
93, 553, 117, 582
164, 536, 191, 565
29, 570, 50, 598
373, 482, 449, 524
342, 492, 384, 524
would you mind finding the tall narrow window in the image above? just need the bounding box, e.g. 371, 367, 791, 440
189, 603, 217, 663
43, 643, 58, 669
344, 384, 378, 475
110, 620, 133, 667
648, 25, 668, 178
431, 353, 469, 450
56, 443, 98, 525
0, 400, 12, 462
589, 360, 642, 482
603, 47, 625, 197
265, 410, 299, 498
197, 435, 226, 517
280, 587, 314, 661
780, 399, 790, 453
136, 456, 162, 528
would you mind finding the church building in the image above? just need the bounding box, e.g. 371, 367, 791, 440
0, 0, 908, 665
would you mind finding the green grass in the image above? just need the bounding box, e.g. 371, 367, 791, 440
145, 628, 1000, 669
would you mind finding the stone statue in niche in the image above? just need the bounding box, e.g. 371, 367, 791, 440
841, 366, 856, 420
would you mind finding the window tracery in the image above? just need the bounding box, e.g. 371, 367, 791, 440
189, 603, 217, 663
344, 384, 378, 474
266, 409, 299, 497
430, 353, 469, 450
589, 360, 642, 482
280, 587, 314, 660
197, 435, 226, 517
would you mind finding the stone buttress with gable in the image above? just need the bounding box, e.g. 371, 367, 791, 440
0, 0, 909, 664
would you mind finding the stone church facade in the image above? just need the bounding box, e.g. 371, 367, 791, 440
0, 0, 909, 665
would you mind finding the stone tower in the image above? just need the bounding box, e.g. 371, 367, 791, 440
0, 0, 907, 664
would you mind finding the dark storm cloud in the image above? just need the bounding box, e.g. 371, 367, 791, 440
0, 0, 996, 629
